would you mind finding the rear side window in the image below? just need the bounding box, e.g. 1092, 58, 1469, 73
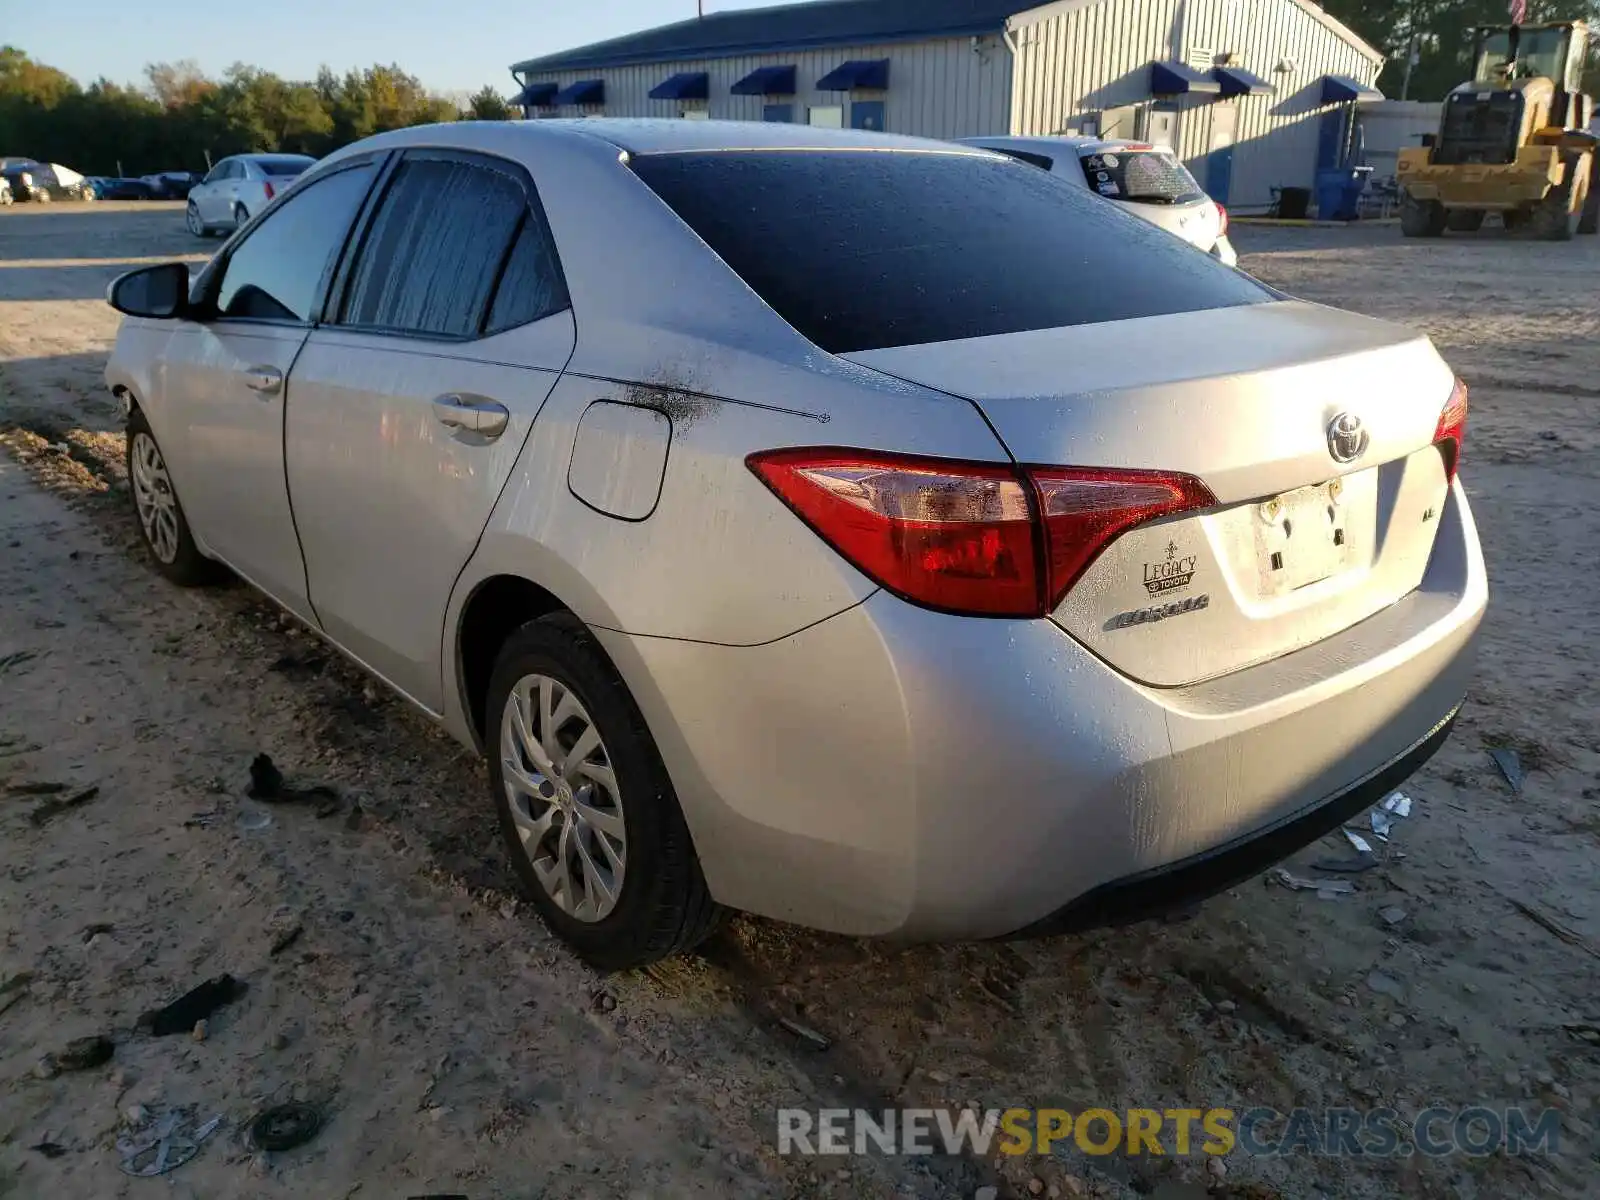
485, 215, 569, 333
340, 157, 528, 337
990, 147, 1056, 171
1080, 148, 1205, 205
630, 151, 1264, 354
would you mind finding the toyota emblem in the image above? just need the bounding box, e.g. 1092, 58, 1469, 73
1327, 412, 1368, 464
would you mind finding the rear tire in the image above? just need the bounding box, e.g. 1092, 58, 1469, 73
126, 408, 225, 587
1445, 209, 1485, 232
1400, 192, 1446, 237
233, 204, 250, 229
486, 612, 722, 971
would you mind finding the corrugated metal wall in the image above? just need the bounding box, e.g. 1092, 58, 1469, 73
1009, 0, 1383, 210
519, 35, 1013, 141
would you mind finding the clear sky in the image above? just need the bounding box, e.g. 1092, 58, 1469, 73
7, 0, 782, 96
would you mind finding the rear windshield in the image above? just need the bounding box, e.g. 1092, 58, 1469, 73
1080, 148, 1206, 206
256, 157, 314, 177
630, 150, 1263, 354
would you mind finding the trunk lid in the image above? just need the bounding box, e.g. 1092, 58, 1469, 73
845, 301, 1457, 686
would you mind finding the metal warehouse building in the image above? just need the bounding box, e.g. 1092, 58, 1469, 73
510, 0, 1386, 212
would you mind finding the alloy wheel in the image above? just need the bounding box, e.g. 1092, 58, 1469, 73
500, 673, 627, 923
186, 203, 202, 235
129, 431, 180, 564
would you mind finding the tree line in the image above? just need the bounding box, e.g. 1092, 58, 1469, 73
1324, 0, 1600, 100
5, 2, 1600, 176
0, 47, 514, 177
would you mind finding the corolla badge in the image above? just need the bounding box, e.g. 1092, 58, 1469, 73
1326, 412, 1369, 464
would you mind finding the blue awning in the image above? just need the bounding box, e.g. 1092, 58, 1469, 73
1211, 65, 1274, 98
731, 64, 797, 96
817, 59, 890, 90
649, 72, 709, 101
515, 81, 558, 108
1321, 75, 1383, 104
1150, 61, 1222, 95
553, 79, 605, 106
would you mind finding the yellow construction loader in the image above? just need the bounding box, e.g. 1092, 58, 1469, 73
1397, 21, 1599, 239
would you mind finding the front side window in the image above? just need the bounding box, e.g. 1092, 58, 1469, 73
203, 161, 229, 185
338, 157, 530, 338
213, 163, 376, 322
630, 150, 1265, 354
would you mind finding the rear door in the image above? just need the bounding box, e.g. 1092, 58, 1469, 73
284, 150, 575, 710
157, 159, 379, 617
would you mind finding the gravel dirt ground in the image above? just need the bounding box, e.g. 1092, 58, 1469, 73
1, 201, 1597, 1200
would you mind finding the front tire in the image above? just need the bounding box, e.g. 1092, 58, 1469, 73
1400, 192, 1446, 237
487, 612, 721, 971
126, 408, 223, 587
186, 201, 208, 238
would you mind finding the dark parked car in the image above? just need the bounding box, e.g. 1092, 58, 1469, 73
102, 177, 159, 200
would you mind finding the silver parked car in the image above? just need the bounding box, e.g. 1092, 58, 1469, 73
104, 120, 1485, 969
961, 135, 1239, 265
185, 153, 315, 236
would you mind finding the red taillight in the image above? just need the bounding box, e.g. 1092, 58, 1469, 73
1215, 201, 1229, 237
1031, 468, 1218, 610
747, 448, 1215, 618
1434, 378, 1469, 482
263, 181, 276, 201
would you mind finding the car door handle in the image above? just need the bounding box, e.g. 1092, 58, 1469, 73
432, 395, 510, 439
243, 366, 282, 396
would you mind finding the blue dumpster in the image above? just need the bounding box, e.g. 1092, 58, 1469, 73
1315, 166, 1373, 221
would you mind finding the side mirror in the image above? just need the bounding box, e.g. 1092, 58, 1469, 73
107, 262, 192, 319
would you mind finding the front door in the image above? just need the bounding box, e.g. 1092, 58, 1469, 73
284, 150, 576, 710
193, 160, 231, 224
158, 160, 379, 618
1206, 103, 1238, 203
851, 100, 886, 131
1142, 104, 1178, 150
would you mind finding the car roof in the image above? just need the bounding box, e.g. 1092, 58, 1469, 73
335, 118, 1001, 161
960, 135, 1169, 157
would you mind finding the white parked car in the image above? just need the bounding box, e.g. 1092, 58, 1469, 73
961, 135, 1238, 266
185, 153, 316, 237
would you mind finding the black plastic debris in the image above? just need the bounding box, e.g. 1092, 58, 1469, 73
5, 780, 67, 797
28, 785, 101, 827
1488, 747, 1525, 794
247, 753, 285, 798
141, 975, 247, 1037
249, 1103, 323, 1152
53, 1034, 114, 1072
247, 753, 341, 816
31, 1140, 67, 1159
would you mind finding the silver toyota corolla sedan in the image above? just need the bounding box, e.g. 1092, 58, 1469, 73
104, 120, 1486, 969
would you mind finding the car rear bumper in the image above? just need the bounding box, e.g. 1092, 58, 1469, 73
598, 477, 1485, 941
1007, 702, 1457, 937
